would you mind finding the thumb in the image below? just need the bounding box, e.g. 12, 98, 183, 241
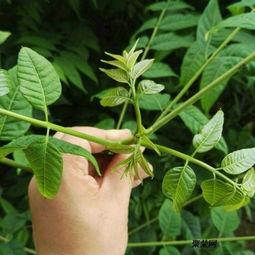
101, 154, 133, 196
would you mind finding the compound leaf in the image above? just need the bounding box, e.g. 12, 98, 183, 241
221, 148, 255, 175
162, 166, 196, 211
17, 47, 62, 111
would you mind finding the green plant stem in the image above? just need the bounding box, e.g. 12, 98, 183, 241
156, 27, 240, 122
146, 51, 255, 134
128, 194, 202, 236
128, 235, 255, 247
151, 143, 243, 192
0, 235, 36, 254
115, 2, 169, 129
0, 108, 121, 147
0, 157, 32, 172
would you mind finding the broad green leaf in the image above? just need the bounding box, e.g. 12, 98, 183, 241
138, 80, 164, 95
211, 13, 255, 33
200, 56, 240, 112
162, 166, 196, 211
126, 50, 143, 70
221, 148, 255, 175
181, 210, 201, 240
193, 110, 224, 153
224, 196, 250, 211
201, 179, 234, 206
159, 246, 180, 255
179, 105, 228, 154
100, 87, 129, 107
242, 168, 255, 197
151, 33, 194, 51
160, 14, 200, 31
100, 68, 128, 83
143, 62, 177, 78
101, 60, 127, 71
159, 199, 182, 238
139, 93, 170, 111
211, 207, 240, 233
146, 1, 192, 12
17, 47, 62, 110
197, 0, 222, 48
24, 138, 63, 198
131, 59, 154, 79
49, 137, 101, 176
180, 42, 206, 86
0, 69, 10, 96
0, 67, 32, 141
0, 31, 11, 44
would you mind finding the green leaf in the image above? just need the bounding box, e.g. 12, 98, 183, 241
158, 199, 182, 238
162, 166, 196, 211
179, 105, 228, 154
0, 31, 11, 44
224, 196, 250, 211
0, 67, 32, 141
1, 213, 27, 233
201, 179, 235, 206
221, 148, 255, 175
200, 57, 238, 112
104, 52, 126, 63
139, 93, 170, 111
143, 62, 177, 78
193, 110, 224, 153
211, 207, 240, 233
126, 50, 143, 71
179, 42, 206, 86
228, 0, 255, 8
146, 1, 193, 12
151, 33, 194, 51
101, 60, 128, 71
106, 144, 134, 154
49, 137, 101, 176
160, 14, 200, 31
17, 47, 62, 110
211, 13, 255, 33
159, 246, 180, 255
24, 138, 63, 198
138, 80, 164, 95
0, 69, 10, 96
181, 210, 201, 240
197, 0, 222, 47
0, 198, 18, 214
242, 168, 255, 197
100, 87, 129, 107
131, 59, 154, 79
100, 68, 129, 83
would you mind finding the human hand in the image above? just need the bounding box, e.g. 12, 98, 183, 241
28, 127, 151, 255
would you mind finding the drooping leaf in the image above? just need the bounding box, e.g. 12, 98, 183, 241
242, 168, 255, 197
49, 137, 101, 176
180, 42, 206, 86
139, 93, 170, 111
159, 246, 180, 255
179, 105, 228, 154
158, 199, 182, 238
151, 33, 194, 51
181, 210, 201, 240
221, 148, 255, 175
162, 166, 196, 211
0, 31, 11, 44
143, 62, 177, 78
160, 13, 200, 31
0, 67, 32, 141
17, 47, 62, 111
138, 80, 164, 95
193, 110, 224, 153
197, 0, 222, 47
24, 138, 63, 199
211, 207, 240, 233
131, 59, 154, 80
146, 1, 193, 12
100, 87, 129, 107
210, 12, 255, 33
0, 69, 10, 96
